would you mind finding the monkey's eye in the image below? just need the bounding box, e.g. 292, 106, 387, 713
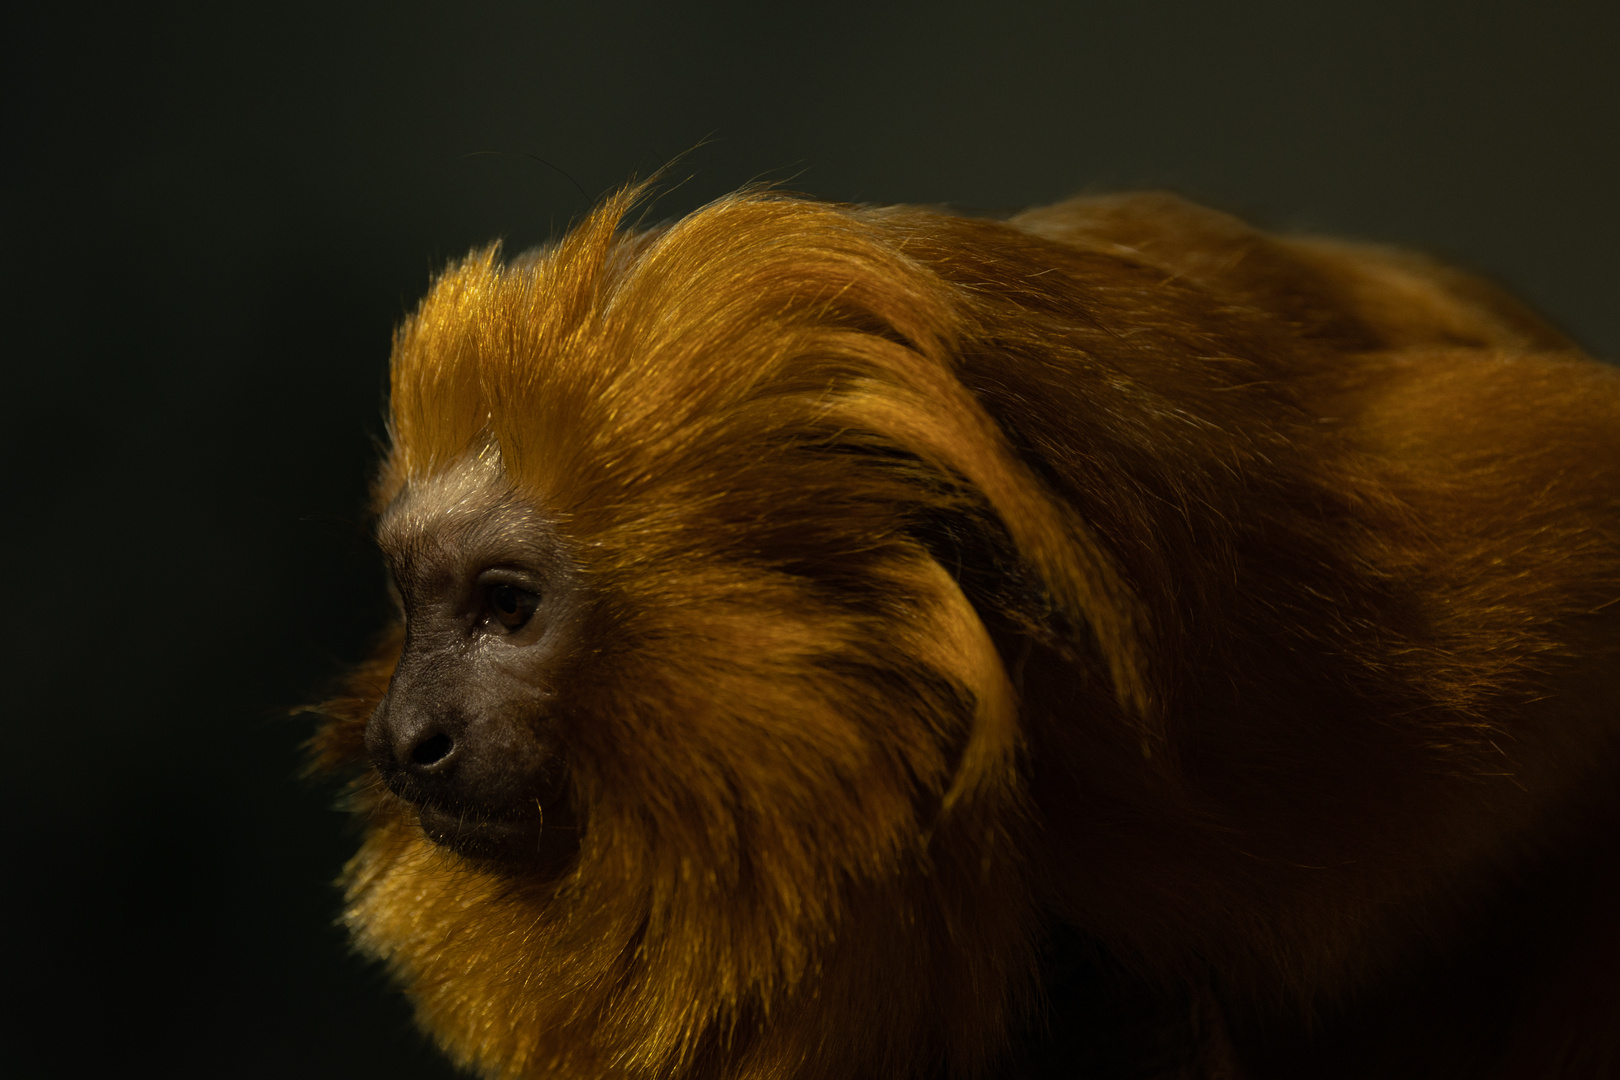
482, 583, 539, 633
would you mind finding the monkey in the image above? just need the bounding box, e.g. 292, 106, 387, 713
310, 186, 1620, 1079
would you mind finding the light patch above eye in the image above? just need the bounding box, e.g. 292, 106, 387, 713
378, 446, 511, 554
376, 447, 563, 585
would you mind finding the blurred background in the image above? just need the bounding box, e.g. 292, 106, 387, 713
4, 1, 1616, 1074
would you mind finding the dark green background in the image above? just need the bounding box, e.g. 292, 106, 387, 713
4, 1, 1616, 1074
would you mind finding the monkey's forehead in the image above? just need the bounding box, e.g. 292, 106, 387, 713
376, 449, 553, 566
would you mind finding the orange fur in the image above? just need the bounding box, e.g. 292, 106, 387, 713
313, 187, 1620, 1078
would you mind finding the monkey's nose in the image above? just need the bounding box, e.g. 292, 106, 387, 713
364, 696, 557, 813
406, 729, 456, 772
364, 701, 464, 785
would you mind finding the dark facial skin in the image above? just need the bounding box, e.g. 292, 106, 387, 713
365, 458, 581, 866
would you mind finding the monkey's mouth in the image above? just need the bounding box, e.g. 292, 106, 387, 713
410, 786, 579, 870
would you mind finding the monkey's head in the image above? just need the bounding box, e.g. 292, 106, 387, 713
313, 188, 1150, 1079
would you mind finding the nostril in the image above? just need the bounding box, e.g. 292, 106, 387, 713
410, 732, 454, 768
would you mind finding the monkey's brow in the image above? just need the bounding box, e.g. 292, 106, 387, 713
376, 452, 512, 548
377, 475, 562, 585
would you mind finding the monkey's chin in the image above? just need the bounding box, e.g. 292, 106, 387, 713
414, 799, 579, 872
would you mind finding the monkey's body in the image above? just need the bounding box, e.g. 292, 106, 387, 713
314, 190, 1620, 1078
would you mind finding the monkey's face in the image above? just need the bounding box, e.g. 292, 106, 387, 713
365, 454, 582, 867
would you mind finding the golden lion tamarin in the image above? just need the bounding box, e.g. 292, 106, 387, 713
311, 187, 1620, 1079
